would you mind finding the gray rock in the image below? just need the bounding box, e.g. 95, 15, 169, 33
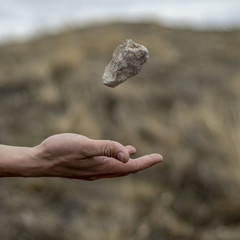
102, 39, 149, 88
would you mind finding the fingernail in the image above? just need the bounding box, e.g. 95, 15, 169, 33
152, 153, 163, 162
158, 154, 164, 162
117, 152, 125, 162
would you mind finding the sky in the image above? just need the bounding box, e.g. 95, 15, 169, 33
1, 0, 240, 42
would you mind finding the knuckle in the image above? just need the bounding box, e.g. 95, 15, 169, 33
103, 141, 116, 157
131, 161, 140, 173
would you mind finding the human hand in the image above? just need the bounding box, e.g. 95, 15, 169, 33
29, 133, 163, 180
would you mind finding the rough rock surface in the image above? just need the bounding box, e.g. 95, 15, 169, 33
102, 39, 149, 88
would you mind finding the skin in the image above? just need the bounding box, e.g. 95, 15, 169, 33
0, 133, 163, 180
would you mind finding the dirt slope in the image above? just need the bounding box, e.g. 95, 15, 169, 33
1, 22, 240, 240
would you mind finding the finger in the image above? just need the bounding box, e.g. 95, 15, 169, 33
83, 139, 130, 163
120, 153, 163, 174
83, 173, 129, 180
125, 145, 136, 156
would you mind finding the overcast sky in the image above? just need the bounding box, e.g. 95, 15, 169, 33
1, 0, 240, 42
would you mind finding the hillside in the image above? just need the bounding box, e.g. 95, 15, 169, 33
1, 22, 240, 240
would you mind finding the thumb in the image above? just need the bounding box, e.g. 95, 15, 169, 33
85, 139, 130, 163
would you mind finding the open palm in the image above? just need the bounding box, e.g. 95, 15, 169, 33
33, 133, 163, 180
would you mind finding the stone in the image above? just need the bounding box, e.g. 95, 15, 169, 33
102, 39, 149, 88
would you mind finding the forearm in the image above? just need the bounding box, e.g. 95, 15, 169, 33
0, 144, 36, 177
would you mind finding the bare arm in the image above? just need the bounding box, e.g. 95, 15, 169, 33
0, 133, 163, 180
0, 144, 36, 177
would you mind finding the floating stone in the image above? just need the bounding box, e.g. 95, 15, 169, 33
102, 39, 149, 88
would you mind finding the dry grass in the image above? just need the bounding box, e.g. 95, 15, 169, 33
0, 22, 240, 239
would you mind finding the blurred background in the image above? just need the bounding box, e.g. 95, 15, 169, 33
1, 0, 240, 239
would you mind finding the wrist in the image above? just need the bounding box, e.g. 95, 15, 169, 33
0, 145, 39, 177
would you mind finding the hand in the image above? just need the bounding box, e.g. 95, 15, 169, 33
29, 133, 163, 180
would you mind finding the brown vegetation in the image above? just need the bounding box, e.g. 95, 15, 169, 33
1, 22, 240, 240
